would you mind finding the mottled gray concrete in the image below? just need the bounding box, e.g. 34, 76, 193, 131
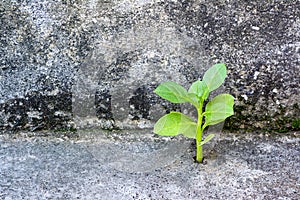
0, 130, 299, 199
0, 0, 299, 132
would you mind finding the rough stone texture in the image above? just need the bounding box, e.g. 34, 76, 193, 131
0, 0, 299, 132
0, 130, 299, 199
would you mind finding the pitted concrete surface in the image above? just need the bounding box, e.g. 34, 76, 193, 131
1, 0, 299, 132
0, 130, 299, 199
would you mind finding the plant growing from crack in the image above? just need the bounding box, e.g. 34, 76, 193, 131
153, 63, 234, 163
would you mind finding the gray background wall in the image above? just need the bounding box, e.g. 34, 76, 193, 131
0, 0, 299, 132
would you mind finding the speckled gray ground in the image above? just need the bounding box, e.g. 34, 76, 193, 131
0, 130, 299, 200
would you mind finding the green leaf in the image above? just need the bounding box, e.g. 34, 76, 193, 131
204, 94, 234, 126
199, 134, 215, 146
186, 93, 200, 108
188, 80, 209, 100
154, 112, 197, 138
154, 82, 190, 103
203, 63, 227, 92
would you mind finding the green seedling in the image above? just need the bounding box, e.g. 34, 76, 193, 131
153, 63, 234, 163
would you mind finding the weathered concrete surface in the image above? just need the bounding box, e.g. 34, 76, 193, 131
0, 130, 299, 199
0, 0, 299, 132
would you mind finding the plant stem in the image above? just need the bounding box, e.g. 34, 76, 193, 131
196, 107, 203, 163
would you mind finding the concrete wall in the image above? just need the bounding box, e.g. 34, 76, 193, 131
0, 0, 299, 132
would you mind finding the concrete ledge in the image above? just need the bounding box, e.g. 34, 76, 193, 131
1, 130, 299, 199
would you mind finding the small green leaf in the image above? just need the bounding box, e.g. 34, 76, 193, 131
199, 134, 215, 146
203, 63, 227, 92
204, 94, 234, 126
187, 93, 201, 108
154, 112, 197, 138
154, 82, 190, 103
188, 80, 209, 100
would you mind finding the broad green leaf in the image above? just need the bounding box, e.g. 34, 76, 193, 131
203, 63, 227, 92
204, 94, 234, 126
188, 80, 209, 100
154, 112, 197, 138
199, 134, 215, 146
154, 82, 190, 103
